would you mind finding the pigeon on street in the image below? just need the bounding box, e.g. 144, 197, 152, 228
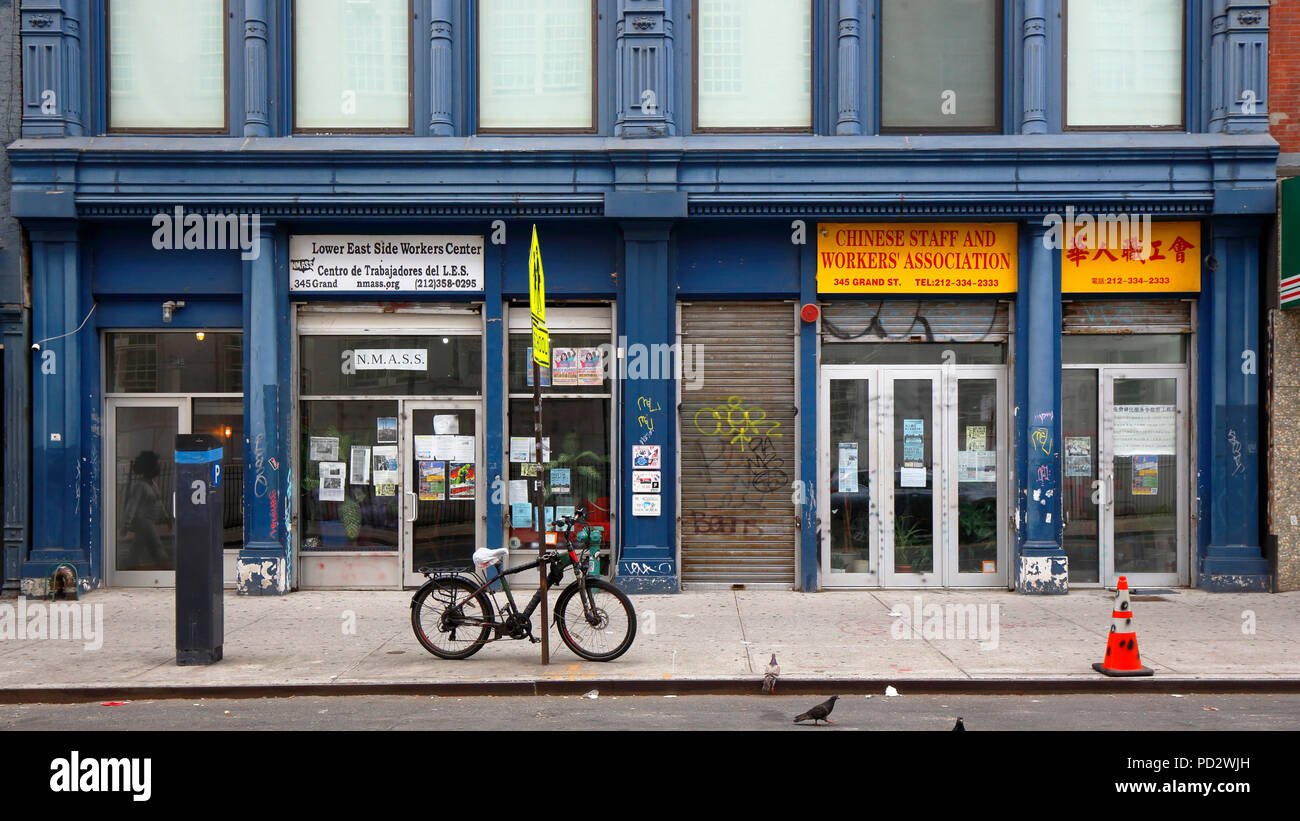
794, 696, 839, 725
952, 717, 966, 731
761, 654, 780, 694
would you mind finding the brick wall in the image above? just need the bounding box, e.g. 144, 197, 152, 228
1273, 0, 1300, 153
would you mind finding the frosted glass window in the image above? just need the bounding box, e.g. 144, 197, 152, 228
108, 0, 225, 130
1067, 0, 1184, 128
881, 0, 999, 131
478, 0, 594, 131
695, 0, 811, 130
295, 0, 411, 130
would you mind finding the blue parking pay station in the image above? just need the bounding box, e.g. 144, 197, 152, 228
174, 435, 225, 665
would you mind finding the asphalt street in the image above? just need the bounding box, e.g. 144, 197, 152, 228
4, 693, 1299, 731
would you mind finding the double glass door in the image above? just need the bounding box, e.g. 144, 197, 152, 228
821, 366, 1008, 587
1062, 368, 1187, 587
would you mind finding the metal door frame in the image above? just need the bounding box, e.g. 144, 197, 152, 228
819, 365, 881, 587
1098, 366, 1188, 588
104, 396, 191, 588
943, 366, 1010, 587
879, 368, 944, 588
400, 399, 484, 588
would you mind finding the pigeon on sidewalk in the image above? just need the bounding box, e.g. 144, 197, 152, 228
952, 717, 966, 731
794, 696, 839, 725
761, 654, 780, 694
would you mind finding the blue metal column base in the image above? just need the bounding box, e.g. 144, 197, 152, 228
1198, 217, 1270, 592
237, 221, 289, 595
1016, 220, 1068, 594
798, 233, 819, 590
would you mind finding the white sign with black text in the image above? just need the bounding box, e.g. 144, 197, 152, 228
289, 235, 484, 294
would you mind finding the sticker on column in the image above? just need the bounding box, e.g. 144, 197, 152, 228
1131, 455, 1159, 496
837, 443, 859, 493
632, 494, 662, 516
632, 470, 660, 493
632, 445, 661, 469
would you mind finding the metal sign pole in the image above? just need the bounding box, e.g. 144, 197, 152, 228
534, 357, 548, 665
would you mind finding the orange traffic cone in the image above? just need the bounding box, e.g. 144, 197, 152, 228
1092, 576, 1153, 677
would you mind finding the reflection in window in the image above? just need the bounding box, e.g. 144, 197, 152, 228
109, 0, 226, 130
299, 400, 401, 551
1067, 0, 1184, 128
295, 0, 411, 130
479, 0, 594, 130
299, 336, 482, 397
106, 332, 243, 394
881, 0, 1000, 132
696, 0, 812, 130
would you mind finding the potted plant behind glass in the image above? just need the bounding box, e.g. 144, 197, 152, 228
893, 513, 930, 573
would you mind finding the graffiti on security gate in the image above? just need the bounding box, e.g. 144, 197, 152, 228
694, 396, 782, 450
746, 435, 789, 492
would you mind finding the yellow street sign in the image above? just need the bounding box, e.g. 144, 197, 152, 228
529, 225, 549, 367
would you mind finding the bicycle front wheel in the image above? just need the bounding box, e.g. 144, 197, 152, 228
554, 578, 637, 662
411, 577, 493, 660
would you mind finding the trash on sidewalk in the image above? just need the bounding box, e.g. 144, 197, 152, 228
885, 685, 899, 697
584, 689, 598, 699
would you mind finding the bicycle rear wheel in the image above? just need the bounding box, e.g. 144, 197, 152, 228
411, 576, 493, 660
554, 578, 636, 662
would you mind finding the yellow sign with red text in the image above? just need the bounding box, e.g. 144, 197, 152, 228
1060, 220, 1201, 293
817, 223, 1019, 294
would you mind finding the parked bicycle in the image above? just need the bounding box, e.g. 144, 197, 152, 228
410, 504, 636, 661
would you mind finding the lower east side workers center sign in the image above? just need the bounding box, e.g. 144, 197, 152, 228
289, 235, 485, 294
817, 223, 1019, 294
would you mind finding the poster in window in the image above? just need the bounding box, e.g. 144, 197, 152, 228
450, 436, 476, 463
1065, 436, 1092, 478
319, 462, 346, 502
900, 467, 927, 488
418, 461, 446, 501
552, 347, 578, 386
965, 426, 987, 451
903, 419, 925, 467
414, 436, 436, 461
556, 505, 576, 523
376, 417, 398, 444
1132, 455, 1159, 496
349, 446, 371, 485
510, 437, 550, 462
576, 348, 604, 385
550, 468, 571, 494
510, 502, 534, 529
372, 445, 399, 486
449, 463, 475, 499
525, 348, 552, 387
837, 443, 859, 493
1112, 405, 1175, 456
310, 437, 339, 462
433, 414, 459, 435
632, 445, 661, 469
509, 479, 529, 503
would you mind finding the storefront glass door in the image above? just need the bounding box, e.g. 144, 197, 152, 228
107, 398, 189, 587
1062, 367, 1187, 587
402, 402, 482, 587
821, 365, 1007, 588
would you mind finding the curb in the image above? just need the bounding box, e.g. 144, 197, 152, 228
4, 678, 1300, 704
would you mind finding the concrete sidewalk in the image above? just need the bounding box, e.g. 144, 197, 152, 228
1, 587, 1297, 697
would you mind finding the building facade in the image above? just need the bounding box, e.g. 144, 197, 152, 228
7, 0, 1278, 596
2, 0, 28, 594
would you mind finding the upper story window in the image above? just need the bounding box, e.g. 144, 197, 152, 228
1066, 0, 1185, 130
693, 0, 812, 132
294, 0, 413, 132
477, 0, 597, 133
107, 0, 227, 132
880, 0, 1002, 133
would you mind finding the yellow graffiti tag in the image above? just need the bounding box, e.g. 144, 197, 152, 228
694, 396, 782, 448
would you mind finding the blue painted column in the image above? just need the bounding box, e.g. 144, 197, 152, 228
24, 224, 90, 590
2, 312, 30, 590
614, 220, 678, 593
237, 220, 289, 594
1208, 1, 1270, 135
834, 0, 862, 136
614, 0, 676, 137
1016, 220, 1067, 593
243, 0, 271, 137
797, 234, 819, 590
1198, 217, 1269, 591
429, 0, 455, 136
20, 0, 83, 136
1020, 0, 1048, 135
484, 234, 505, 550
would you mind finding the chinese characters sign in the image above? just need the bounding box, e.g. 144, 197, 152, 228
817, 223, 1018, 294
1061, 221, 1200, 293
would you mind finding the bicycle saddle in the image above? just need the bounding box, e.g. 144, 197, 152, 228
472, 547, 509, 568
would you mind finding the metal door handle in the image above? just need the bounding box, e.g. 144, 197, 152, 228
406, 490, 417, 523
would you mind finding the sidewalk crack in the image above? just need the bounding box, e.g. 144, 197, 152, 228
733, 590, 752, 674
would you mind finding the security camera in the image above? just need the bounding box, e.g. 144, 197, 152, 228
31, 343, 41, 352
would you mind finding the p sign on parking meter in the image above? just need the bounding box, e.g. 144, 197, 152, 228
175, 434, 225, 665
